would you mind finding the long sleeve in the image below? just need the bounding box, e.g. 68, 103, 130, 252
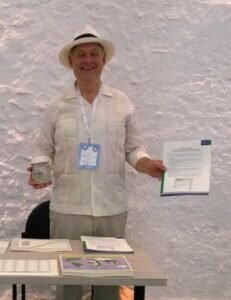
125, 102, 151, 168
32, 103, 56, 165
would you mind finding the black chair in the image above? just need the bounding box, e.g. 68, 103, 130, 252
21, 200, 50, 239
12, 200, 50, 300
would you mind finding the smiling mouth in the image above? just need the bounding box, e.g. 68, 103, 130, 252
81, 65, 95, 71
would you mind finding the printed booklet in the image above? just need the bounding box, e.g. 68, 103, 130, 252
60, 254, 134, 277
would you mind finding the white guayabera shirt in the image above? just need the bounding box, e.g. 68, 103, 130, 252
33, 82, 150, 217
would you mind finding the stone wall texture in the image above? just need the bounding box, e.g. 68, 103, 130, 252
0, 0, 230, 299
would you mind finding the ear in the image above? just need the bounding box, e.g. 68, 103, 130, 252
68, 55, 73, 68
103, 53, 106, 66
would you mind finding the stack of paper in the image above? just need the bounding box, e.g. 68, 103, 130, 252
80, 236, 134, 253
60, 254, 134, 277
10, 238, 72, 252
0, 240, 10, 254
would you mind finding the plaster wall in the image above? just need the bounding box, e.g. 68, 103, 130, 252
0, 0, 230, 299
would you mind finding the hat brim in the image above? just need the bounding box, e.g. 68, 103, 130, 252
58, 37, 116, 69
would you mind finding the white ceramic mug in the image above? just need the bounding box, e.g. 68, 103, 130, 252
31, 162, 52, 184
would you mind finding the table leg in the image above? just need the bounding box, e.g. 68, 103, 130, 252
21, 284, 26, 300
134, 286, 145, 300
12, 284, 17, 300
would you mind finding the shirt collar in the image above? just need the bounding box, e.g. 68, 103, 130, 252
64, 81, 113, 101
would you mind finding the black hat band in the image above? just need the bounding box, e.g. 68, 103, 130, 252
74, 33, 97, 41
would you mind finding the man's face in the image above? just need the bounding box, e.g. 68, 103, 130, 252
68, 43, 106, 83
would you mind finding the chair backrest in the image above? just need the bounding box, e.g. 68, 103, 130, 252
22, 200, 50, 239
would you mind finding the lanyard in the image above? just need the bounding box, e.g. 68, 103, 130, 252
79, 92, 100, 144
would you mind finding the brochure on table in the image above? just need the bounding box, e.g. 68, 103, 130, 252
60, 254, 134, 277
161, 139, 212, 196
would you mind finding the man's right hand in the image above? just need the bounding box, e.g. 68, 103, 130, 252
27, 167, 52, 189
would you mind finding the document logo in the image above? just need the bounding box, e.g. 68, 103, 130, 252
201, 140, 212, 146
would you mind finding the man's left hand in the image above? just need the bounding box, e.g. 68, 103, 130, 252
135, 157, 166, 180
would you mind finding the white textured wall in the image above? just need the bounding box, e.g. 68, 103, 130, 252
0, 0, 230, 299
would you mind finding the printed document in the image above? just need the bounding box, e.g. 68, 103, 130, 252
0, 259, 58, 276
0, 240, 10, 254
161, 139, 212, 196
80, 236, 134, 253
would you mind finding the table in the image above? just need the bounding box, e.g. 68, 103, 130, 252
0, 240, 167, 300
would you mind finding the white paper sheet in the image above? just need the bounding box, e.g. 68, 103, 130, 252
10, 238, 72, 252
80, 236, 134, 253
0, 240, 10, 255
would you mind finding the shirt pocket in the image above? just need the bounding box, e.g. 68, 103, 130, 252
54, 118, 79, 173
55, 118, 77, 141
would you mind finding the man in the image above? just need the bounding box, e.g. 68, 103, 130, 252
29, 25, 166, 300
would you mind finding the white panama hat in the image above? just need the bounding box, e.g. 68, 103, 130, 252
58, 25, 116, 69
